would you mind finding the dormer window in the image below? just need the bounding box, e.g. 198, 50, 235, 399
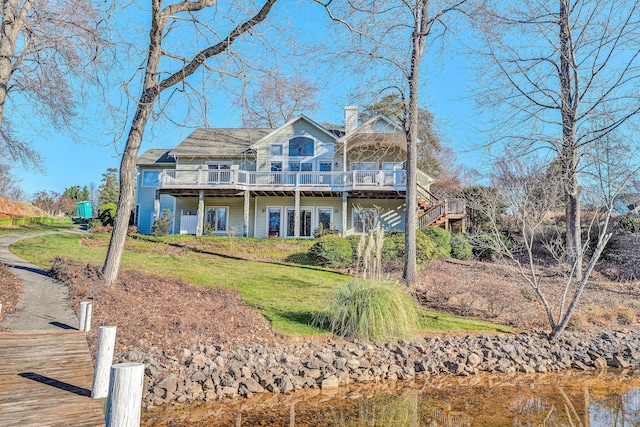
288, 137, 314, 157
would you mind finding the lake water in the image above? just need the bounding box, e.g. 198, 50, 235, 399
143, 370, 640, 426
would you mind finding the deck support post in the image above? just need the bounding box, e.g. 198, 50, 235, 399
294, 189, 300, 238
196, 190, 204, 236
243, 190, 250, 237
92, 326, 117, 399
341, 192, 348, 236
106, 362, 144, 427
153, 191, 160, 222
79, 301, 93, 332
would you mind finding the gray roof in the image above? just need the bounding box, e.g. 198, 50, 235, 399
136, 149, 176, 166
170, 128, 274, 157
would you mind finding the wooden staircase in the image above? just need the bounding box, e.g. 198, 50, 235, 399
417, 183, 466, 230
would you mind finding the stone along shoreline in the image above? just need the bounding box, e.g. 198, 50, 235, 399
116, 329, 640, 408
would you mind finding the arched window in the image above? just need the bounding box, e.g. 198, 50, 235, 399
288, 137, 314, 157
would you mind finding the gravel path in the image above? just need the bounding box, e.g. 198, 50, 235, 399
0, 231, 82, 332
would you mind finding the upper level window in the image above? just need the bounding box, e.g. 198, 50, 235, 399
288, 137, 314, 157
270, 144, 283, 157
142, 171, 158, 187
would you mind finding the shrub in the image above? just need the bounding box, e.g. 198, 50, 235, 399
420, 226, 451, 258
450, 233, 473, 260
96, 203, 116, 227
470, 232, 513, 260
313, 223, 340, 238
618, 215, 640, 233
312, 279, 420, 341
309, 235, 354, 268
381, 230, 438, 270
151, 209, 174, 236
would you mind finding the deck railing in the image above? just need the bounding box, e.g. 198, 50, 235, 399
159, 169, 407, 190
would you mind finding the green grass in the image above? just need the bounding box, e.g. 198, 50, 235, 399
0, 223, 78, 236
11, 233, 512, 336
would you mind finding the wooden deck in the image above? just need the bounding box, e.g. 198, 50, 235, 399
0, 332, 105, 426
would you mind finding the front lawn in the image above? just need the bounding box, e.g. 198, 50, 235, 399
11, 233, 511, 336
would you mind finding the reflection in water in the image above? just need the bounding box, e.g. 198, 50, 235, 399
143, 370, 640, 426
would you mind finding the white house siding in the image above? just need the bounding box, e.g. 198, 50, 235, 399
255, 119, 341, 174
346, 198, 405, 235
253, 196, 342, 238
174, 196, 255, 236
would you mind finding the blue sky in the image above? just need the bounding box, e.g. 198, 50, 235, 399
11, 1, 483, 197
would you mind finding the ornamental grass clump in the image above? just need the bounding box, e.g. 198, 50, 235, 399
313, 279, 420, 342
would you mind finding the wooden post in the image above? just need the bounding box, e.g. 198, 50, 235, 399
85, 302, 93, 332
196, 190, 205, 237
91, 326, 117, 399
294, 189, 300, 238
243, 189, 250, 237
106, 362, 144, 427
153, 191, 160, 222
79, 301, 93, 332
341, 192, 348, 236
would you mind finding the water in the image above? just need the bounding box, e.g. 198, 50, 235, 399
143, 370, 640, 426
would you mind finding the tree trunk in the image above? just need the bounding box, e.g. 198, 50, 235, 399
558, 0, 582, 279
100, 0, 278, 285
101, 102, 154, 285
0, 0, 31, 131
403, 0, 428, 286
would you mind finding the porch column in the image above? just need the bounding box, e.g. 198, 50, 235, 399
243, 189, 250, 237
341, 192, 348, 236
196, 190, 204, 237
294, 189, 300, 238
153, 191, 160, 221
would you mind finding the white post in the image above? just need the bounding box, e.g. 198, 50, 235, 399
0, 303, 2, 317
79, 301, 89, 331
91, 326, 117, 399
84, 302, 93, 332
106, 362, 145, 427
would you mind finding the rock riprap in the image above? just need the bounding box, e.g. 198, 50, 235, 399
120, 330, 640, 408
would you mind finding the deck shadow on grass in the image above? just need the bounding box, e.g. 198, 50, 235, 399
19, 372, 91, 397
131, 234, 348, 276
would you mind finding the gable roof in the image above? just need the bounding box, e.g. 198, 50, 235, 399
338, 115, 406, 152
251, 115, 338, 148
136, 149, 176, 166
171, 128, 274, 158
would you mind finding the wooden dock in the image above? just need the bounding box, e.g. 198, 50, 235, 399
0, 332, 105, 426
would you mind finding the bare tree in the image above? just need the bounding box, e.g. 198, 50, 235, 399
0, 0, 110, 166
472, 0, 640, 282
467, 143, 639, 338
241, 70, 320, 127
101, 0, 279, 285
316, 0, 468, 285
0, 161, 25, 200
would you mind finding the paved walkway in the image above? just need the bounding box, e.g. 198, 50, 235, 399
0, 230, 104, 426
0, 232, 81, 332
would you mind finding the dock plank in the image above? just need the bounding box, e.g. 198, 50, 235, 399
0, 332, 105, 427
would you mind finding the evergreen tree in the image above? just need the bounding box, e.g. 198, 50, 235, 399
98, 168, 119, 207
79, 185, 90, 202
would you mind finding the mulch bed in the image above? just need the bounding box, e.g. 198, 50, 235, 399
49, 258, 283, 356
0, 262, 22, 327
416, 258, 640, 332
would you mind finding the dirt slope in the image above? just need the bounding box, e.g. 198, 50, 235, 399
0, 196, 48, 218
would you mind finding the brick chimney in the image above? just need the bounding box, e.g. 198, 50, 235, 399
344, 106, 358, 135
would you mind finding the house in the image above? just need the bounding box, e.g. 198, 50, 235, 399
135, 106, 464, 237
